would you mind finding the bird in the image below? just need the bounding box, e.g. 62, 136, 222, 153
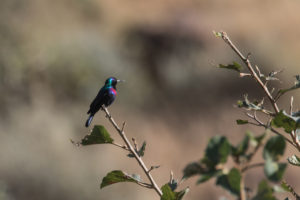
85, 77, 122, 127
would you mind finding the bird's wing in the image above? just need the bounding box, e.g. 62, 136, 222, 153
87, 87, 109, 114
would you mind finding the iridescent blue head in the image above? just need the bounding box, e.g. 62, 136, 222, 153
104, 77, 122, 89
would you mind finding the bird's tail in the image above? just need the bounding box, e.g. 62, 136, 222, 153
85, 114, 94, 127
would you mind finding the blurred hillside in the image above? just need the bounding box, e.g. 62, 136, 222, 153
1, 0, 300, 199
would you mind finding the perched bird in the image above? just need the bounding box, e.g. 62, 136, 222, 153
85, 77, 122, 127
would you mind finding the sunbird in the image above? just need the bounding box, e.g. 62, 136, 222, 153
85, 77, 122, 127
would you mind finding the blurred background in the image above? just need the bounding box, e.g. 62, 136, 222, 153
1, 0, 300, 199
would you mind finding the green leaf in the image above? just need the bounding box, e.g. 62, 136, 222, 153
128, 141, 147, 158
197, 170, 222, 184
236, 119, 249, 125
138, 141, 146, 157
237, 95, 264, 111
263, 136, 286, 161
182, 162, 203, 179
252, 180, 277, 200
248, 132, 266, 147
278, 75, 300, 95
161, 184, 189, 200
272, 111, 300, 133
175, 187, 189, 200
281, 181, 292, 193
81, 125, 113, 145
216, 168, 241, 196
264, 159, 287, 182
219, 62, 243, 72
205, 136, 231, 166
213, 31, 222, 38
100, 170, 140, 189
287, 155, 300, 166
231, 134, 250, 157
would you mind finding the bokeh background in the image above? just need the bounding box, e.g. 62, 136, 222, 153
1, 0, 300, 199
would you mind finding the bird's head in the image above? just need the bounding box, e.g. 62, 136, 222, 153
105, 77, 124, 88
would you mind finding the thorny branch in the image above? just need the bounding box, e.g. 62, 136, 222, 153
219, 31, 280, 113
101, 106, 163, 196
219, 32, 300, 152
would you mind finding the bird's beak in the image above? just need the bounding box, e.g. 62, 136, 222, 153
117, 79, 125, 83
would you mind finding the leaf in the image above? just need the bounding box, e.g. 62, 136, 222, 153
252, 180, 277, 200
128, 141, 147, 158
264, 159, 287, 182
100, 170, 140, 189
237, 94, 264, 111
81, 125, 113, 145
168, 179, 178, 191
231, 134, 250, 157
161, 184, 189, 200
205, 136, 231, 166
197, 170, 222, 184
175, 187, 189, 200
236, 119, 249, 125
182, 162, 203, 179
138, 141, 146, 157
216, 168, 241, 196
182, 160, 220, 183
272, 111, 300, 133
248, 132, 266, 147
278, 75, 300, 95
281, 181, 292, 193
263, 136, 286, 161
219, 62, 243, 72
287, 155, 300, 166
213, 31, 222, 38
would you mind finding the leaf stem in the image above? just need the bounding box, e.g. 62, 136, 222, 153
102, 107, 163, 196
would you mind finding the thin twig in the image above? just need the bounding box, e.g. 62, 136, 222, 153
102, 106, 163, 196
111, 142, 130, 151
241, 163, 264, 173
220, 32, 279, 113
291, 130, 300, 151
290, 96, 294, 115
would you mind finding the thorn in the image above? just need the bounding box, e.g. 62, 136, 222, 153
132, 138, 138, 151
121, 121, 126, 132
70, 139, 81, 147
148, 165, 160, 173
246, 52, 251, 60
239, 73, 251, 78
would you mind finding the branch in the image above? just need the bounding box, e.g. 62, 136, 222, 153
245, 112, 296, 148
101, 106, 163, 196
219, 32, 280, 113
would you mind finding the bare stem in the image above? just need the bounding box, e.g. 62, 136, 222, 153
220, 32, 279, 113
102, 107, 163, 197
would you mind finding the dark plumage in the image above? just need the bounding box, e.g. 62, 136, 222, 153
85, 77, 121, 127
